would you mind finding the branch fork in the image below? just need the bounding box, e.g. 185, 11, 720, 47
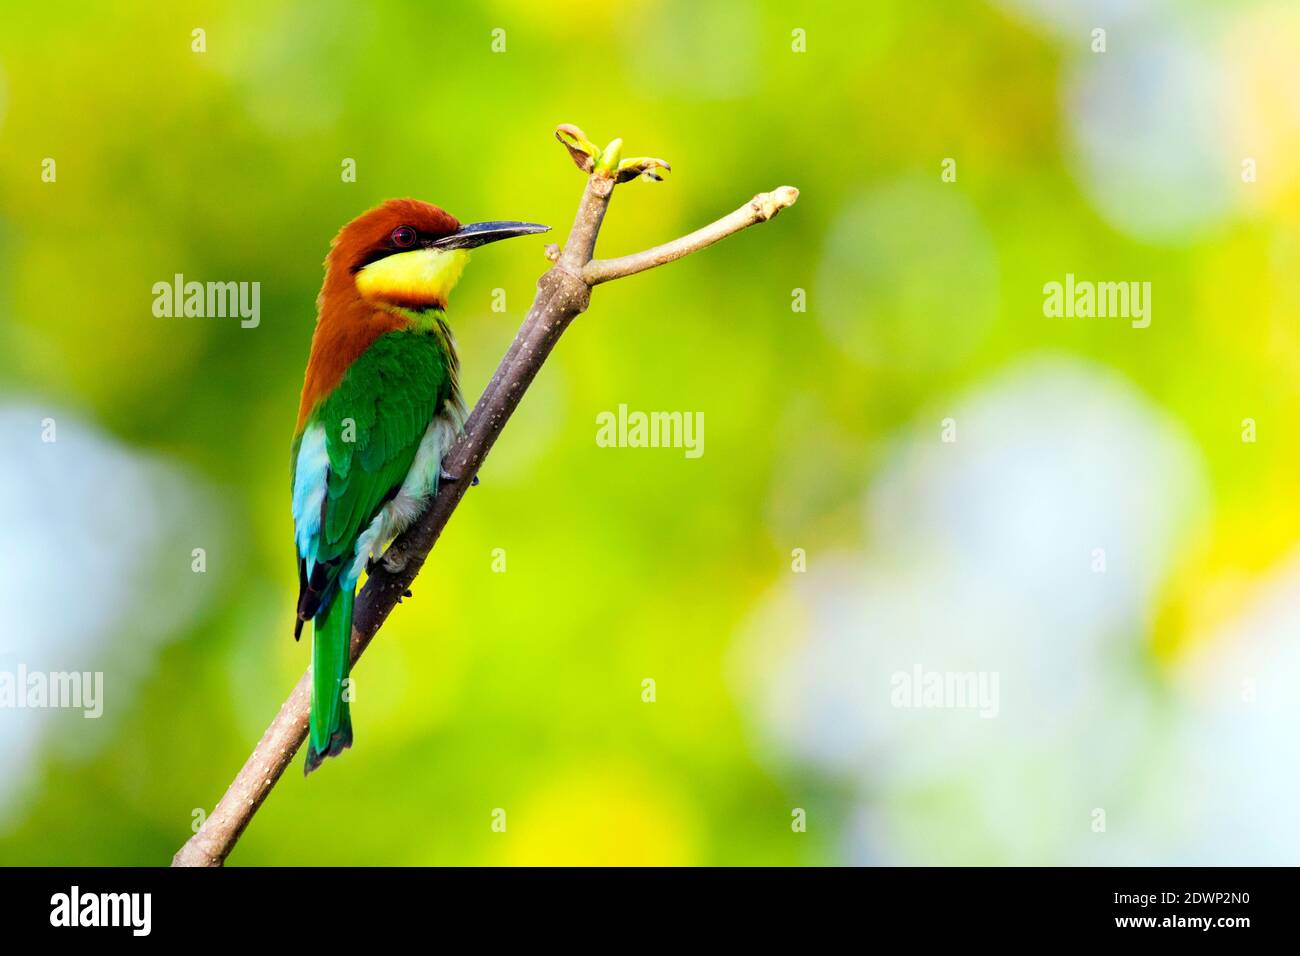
172, 123, 798, 867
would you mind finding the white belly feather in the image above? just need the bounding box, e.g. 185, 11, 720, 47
346, 397, 465, 583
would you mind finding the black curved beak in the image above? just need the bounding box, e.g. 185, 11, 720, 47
430, 220, 550, 250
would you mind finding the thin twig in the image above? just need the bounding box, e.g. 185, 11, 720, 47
583, 186, 799, 285
171, 126, 797, 866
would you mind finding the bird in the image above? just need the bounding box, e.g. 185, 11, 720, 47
291, 199, 548, 774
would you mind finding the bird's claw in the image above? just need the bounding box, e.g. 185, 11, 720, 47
440, 465, 480, 486
369, 552, 405, 575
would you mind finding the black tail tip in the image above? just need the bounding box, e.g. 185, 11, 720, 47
303, 727, 354, 777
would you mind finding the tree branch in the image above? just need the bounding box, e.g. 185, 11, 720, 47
583, 186, 799, 285
171, 124, 798, 867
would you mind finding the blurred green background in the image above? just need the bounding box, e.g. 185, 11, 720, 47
2, 0, 1300, 865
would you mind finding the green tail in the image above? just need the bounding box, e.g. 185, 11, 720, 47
304, 585, 354, 775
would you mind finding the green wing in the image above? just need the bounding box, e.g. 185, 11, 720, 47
294, 329, 451, 771
311, 330, 451, 592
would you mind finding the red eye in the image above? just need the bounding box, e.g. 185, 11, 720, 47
391, 226, 417, 248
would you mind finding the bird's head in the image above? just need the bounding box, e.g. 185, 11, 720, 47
325, 199, 549, 312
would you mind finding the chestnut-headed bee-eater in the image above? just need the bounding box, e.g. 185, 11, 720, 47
291, 199, 548, 774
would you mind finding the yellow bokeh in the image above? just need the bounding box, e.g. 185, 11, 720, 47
500, 763, 698, 866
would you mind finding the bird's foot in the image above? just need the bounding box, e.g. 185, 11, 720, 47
367, 545, 411, 575
380, 549, 409, 574
396, 587, 413, 603
439, 465, 480, 486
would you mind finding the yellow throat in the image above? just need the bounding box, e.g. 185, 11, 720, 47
355, 247, 470, 307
